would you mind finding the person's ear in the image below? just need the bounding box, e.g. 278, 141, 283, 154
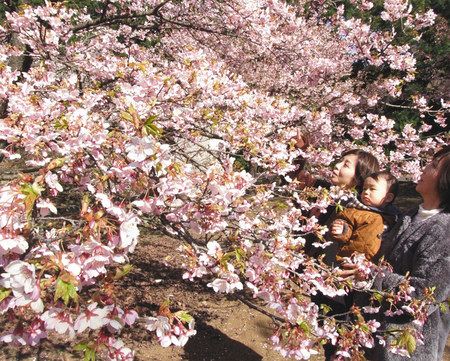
384, 193, 394, 203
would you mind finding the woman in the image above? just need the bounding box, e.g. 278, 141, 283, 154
330, 149, 380, 193
295, 146, 380, 360
299, 148, 380, 254
295, 148, 380, 221
291, 131, 380, 197
352, 145, 450, 360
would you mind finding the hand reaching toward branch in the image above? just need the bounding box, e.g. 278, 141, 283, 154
296, 169, 315, 189
336, 262, 359, 279
294, 129, 310, 150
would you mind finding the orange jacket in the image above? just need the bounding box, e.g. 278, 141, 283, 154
329, 208, 385, 261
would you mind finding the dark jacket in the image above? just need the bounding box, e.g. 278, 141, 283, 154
368, 209, 450, 361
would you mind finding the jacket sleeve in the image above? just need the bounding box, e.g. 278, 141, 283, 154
329, 211, 353, 243
337, 213, 384, 259
373, 223, 450, 304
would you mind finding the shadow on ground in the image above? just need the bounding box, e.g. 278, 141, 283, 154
183, 322, 262, 361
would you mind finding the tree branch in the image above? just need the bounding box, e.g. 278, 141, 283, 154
71, 0, 172, 32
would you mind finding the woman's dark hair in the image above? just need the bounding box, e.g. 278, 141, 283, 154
341, 149, 380, 192
434, 145, 450, 211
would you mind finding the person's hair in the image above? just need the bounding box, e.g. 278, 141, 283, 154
367, 170, 399, 203
341, 149, 380, 192
433, 145, 450, 211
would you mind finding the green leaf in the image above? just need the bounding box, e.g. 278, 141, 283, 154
237, 248, 246, 260
54, 115, 69, 130
120, 111, 134, 122
31, 183, 45, 195
373, 291, 384, 303
405, 332, 416, 355
114, 264, 133, 280
360, 324, 370, 333
21, 182, 44, 220
74, 342, 96, 361
173, 162, 182, 173
85, 348, 96, 361
149, 123, 163, 137
0, 288, 11, 302
54, 277, 78, 305
142, 115, 163, 138
21, 183, 42, 197
335, 202, 344, 212
320, 304, 332, 315
297, 320, 311, 334
143, 116, 163, 137
396, 329, 416, 356
174, 310, 194, 324
74, 343, 89, 351
145, 114, 158, 124
220, 251, 234, 265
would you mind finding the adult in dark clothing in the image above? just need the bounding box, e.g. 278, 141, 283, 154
302, 148, 381, 260
289, 134, 380, 269
289, 138, 381, 360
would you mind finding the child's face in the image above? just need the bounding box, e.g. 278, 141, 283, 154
361, 177, 391, 207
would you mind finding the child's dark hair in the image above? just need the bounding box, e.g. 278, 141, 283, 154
342, 149, 380, 192
368, 170, 399, 202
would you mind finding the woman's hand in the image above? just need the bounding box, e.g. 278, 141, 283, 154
296, 169, 315, 189
294, 129, 310, 150
336, 262, 359, 279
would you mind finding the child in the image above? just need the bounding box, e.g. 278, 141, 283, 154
329, 170, 399, 262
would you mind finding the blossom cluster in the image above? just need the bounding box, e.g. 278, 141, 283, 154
0, 0, 447, 359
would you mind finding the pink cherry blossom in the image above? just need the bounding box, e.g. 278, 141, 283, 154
36, 198, 58, 216
0, 0, 445, 358
45, 172, 63, 193
40, 308, 76, 339
74, 303, 109, 333
104, 337, 135, 361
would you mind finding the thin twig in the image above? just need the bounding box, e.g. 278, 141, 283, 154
236, 294, 284, 324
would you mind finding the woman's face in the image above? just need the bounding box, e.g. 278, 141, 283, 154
416, 157, 441, 197
331, 154, 358, 188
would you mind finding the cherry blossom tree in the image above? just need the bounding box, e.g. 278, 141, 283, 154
0, 0, 448, 359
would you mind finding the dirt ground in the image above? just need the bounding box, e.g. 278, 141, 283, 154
0, 180, 449, 361
0, 232, 300, 361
